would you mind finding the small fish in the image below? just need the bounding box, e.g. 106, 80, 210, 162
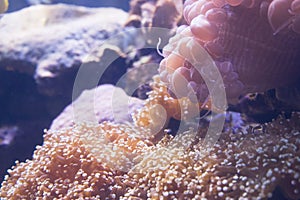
0, 0, 8, 13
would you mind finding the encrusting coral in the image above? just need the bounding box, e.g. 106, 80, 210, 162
125, 112, 300, 199
0, 122, 154, 199
1, 109, 300, 199
1, 1, 300, 199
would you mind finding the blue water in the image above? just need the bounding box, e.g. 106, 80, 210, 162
7, 0, 130, 13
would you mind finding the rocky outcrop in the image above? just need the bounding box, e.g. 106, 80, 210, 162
0, 4, 129, 96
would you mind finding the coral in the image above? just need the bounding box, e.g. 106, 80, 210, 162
124, 113, 300, 199
1, 1, 300, 200
132, 76, 212, 138
1, 112, 300, 199
0, 122, 153, 199
125, 0, 183, 30
158, 0, 300, 105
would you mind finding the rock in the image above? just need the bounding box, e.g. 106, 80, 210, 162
0, 4, 129, 96
50, 84, 144, 130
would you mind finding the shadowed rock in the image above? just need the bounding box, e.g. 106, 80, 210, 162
0, 4, 129, 96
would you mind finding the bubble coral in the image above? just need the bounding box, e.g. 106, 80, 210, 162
1, 112, 300, 199
126, 115, 300, 200
158, 0, 300, 105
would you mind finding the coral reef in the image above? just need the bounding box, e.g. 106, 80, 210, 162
1, 111, 299, 199
1, 1, 300, 199
0, 122, 153, 199
158, 0, 300, 105
132, 76, 212, 139
125, 112, 300, 199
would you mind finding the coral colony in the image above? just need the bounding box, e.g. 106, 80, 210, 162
1, 0, 300, 199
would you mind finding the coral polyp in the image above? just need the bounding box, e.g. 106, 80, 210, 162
1, 1, 300, 199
